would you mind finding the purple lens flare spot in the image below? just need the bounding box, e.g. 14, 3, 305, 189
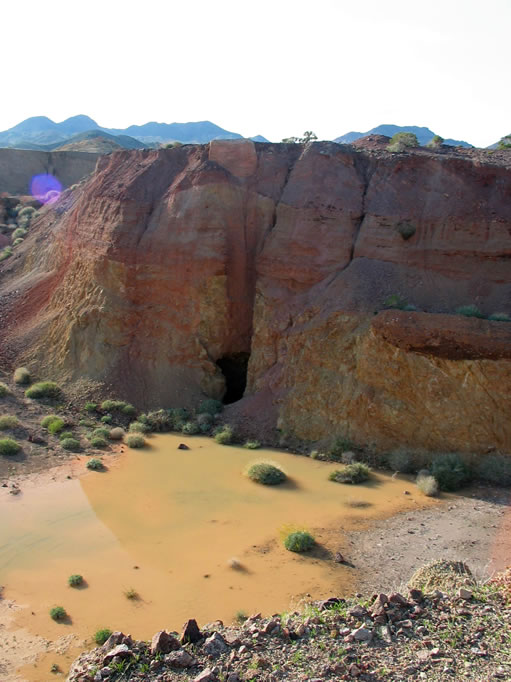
30, 174, 63, 204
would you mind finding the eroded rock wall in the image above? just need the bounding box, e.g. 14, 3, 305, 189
1, 140, 510, 452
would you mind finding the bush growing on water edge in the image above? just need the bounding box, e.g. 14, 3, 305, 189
234, 610, 248, 624
0, 382, 10, 397
246, 461, 286, 485
94, 628, 112, 645
329, 462, 370, 484
431, 453, 471, 491
68, 574, 84, 587
26, 381, 61, 399
182, 421, 200, 435
284, 531, 315, 553
327, 436, 355, 462
214, 424, 233, 445
416, 472, 439, 497
87, 458, 104, 471
61, 438, 81, 452
244, 440, 261, 450
197, 398, 223, 416
0, 438, 21, 456
129, 421, 149, 434
0, 415, 20, 430
388, 449, 415, 474
126, 434, 145, 449
477, 454, 511, 487
13, 367, 30, 385
50, 606, 67, 621
455, 304, 485, 319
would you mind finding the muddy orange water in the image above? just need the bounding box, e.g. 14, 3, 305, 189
1, 435, 436, 680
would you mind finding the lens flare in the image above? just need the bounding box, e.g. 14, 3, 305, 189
30, 174, 63, 205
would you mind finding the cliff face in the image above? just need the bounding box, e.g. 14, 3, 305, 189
1, 140, 510, 452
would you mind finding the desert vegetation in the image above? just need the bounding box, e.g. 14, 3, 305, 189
246, 461, 286, 485
283, 530, 315, 552
329, 462, 370, 484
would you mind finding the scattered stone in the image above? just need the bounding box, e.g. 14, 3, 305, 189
193, 668, 217, 682
349, 604, 368, 619
150, 630, 180, 655
389, 592, 410, 607
102, 644, 133, 665
204, 632, 229, 657
349, 663, 361, 677
334, 552, 345, 563
409, 588, 424, 602
458, 587, 473, 600
178, 443, 190, 450
318, 597, 342, 611
165, 649, 196, 668
181, 618, 202, 644
352, 626, 372, 642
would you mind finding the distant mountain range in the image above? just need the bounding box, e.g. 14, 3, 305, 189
0, 115, 269, 151
334, 124, 473, 148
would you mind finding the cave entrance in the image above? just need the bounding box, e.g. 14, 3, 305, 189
216, 352, 250, 404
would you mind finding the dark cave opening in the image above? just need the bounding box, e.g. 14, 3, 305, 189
216, 352, 250, 404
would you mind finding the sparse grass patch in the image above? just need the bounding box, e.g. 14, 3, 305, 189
0, 415, 20, 430
409, 559, 475, 593
94, 628, 112, 645
244, 440, 261, 449
0, 382, 10, 397
477, 454, 511, 487
431, 453, 471, 491
49, 606, 67, 621
284, 531, 315, 553
26, 381, 61, 399
13, 367, 30, 385
86, 458, 104, 471
126, 434, 145, 449
123, 587, 139, 600
0, 438, 21, 456
246, 461, 286, 485
455, 304, 485, 318
329, 462, 370, 484
234, 610, 248, 624
214, 424, 233, 445
61, 438, 81, 452
416, 473, 439, 497
68, 574, 84, 587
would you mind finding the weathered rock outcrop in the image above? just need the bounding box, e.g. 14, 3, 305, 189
1, 140, 510, 452
0, 148, 99, 195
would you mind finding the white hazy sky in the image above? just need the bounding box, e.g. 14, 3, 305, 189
1, 0, 509, 147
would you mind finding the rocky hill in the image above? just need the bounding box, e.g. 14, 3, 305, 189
334, 125, 472, 148
0, 140, 510, 454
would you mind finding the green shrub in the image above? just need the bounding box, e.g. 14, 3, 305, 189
327, 436, 355, 462
59, 431, 74, 440
197, 412, 213, 426
247, 461, 286, 485
41, 414, 59, 429
100, 399, 133, 414
0, 247, 12, 262
0, 438, 21, 456
182, 421, 200, 435
284, 531, 315, 553
488, 312, 511, 322
94, 628, 112, 645
121, 403, 136, 416
329, 462, 370, 484
384, 294, 408, 310
86, 458, 104, 471
396, 221, 416, 240
12, 227, 27, 240
12, 238, 24, 247
198, 398, 223, 416
79, 418, 95, 427
244, 440, 261, 450
68, 574, 83, 587
49, 606, 67, 621
126, 434, 145, 449
129, 421, 149, 434
90, 436, 108, 449
455, 304, 485, 319
18, 206, 36, 219
48, 418, 65, 435
84, 402, 97, 412
0, 382, 10, 397
0, 415, 20, 430
61, 438, 81, 452
92, 427, 110, 439
426, 134, 444, 148
388, 449, 415, 473
387, 132, 419, 152
477, 455, 511, 487
25, 381, 61, 399
13, 367, 30, 385
214, 425, 233, 445
416, 473, 439, 497
109, 427, 125, 440
431, 453, 471, 491
100, 415, 112, 424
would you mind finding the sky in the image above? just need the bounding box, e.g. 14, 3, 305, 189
1, 0, 510, 147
